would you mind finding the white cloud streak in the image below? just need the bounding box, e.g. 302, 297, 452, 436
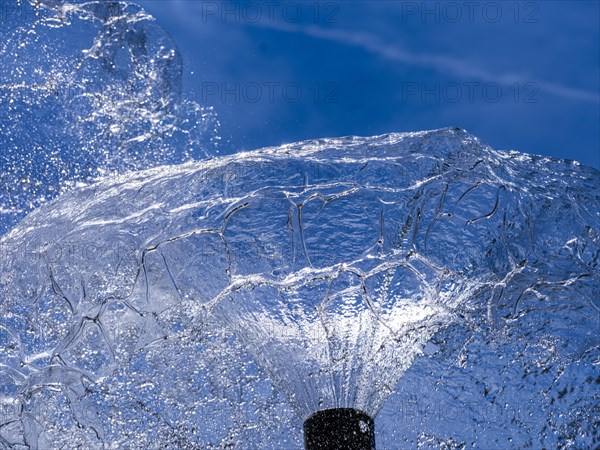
255, 22, 599, 104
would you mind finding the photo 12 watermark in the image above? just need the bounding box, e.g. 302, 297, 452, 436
399, 1, 539, 24
401, 81, 540, 104
200, 81, 340, 104
393, 394, 537, 426
0, 239, 139, 275
199, 1, 340, 24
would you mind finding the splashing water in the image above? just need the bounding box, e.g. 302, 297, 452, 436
0, 127, 598, 448
0, 0, 219, 235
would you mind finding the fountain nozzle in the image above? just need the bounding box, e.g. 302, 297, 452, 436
303, 408, 376, 450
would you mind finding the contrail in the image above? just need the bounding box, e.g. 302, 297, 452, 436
255, 21, 599, 104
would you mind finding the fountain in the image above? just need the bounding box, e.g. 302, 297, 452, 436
1, 1, 599, 448
1, 127, 598, 448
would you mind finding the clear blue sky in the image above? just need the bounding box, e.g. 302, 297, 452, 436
137, 0, 600, 169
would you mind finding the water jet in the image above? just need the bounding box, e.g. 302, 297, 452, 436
0, 128, 598, 448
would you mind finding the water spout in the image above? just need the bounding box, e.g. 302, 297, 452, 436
1, 128, 598, 447
304, 408, 375, 450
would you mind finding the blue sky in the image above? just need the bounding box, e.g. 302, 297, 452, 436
137, 0, 599, 169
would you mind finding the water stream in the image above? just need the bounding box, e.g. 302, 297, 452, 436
1, 127, 599, 448
0, 1, 599, 448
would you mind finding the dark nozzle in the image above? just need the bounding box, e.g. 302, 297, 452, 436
303, 408, 376, 450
